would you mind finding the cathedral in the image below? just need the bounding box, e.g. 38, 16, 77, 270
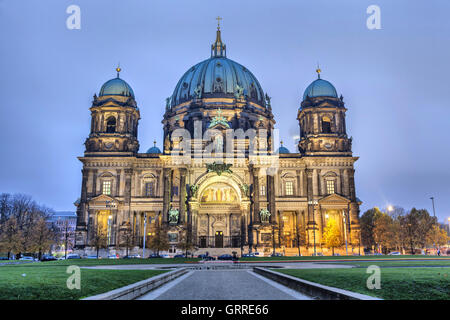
74, 21, 361, 257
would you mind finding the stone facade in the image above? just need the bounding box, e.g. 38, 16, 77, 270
74, 26, 361, 257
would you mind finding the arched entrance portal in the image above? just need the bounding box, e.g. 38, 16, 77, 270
195, 179, 246, 250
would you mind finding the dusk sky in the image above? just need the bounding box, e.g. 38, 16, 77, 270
0, 0, 449, 222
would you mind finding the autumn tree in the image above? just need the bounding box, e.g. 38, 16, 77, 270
323, 219, 343, 256
373, 213, 396, 254
399, 208, 435, 254
30, 218, 56, 260
360, 207, 383, 251
426, 224, 448, 249
148, 222, 170, 256
0, 216, 23, 259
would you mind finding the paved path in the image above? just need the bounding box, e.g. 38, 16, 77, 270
138, 270, 312, 300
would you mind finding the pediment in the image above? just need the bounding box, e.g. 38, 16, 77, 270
88, 194, 121, 208
318, 193, 350, 204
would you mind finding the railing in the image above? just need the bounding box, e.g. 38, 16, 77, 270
197, 236, 242, 248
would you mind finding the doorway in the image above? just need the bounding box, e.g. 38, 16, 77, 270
215, 231, 223, 248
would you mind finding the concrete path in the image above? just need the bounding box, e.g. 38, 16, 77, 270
137, 270, 312, 300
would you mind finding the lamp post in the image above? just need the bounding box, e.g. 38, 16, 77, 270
142, 213, 147, 259
430, 197, 436, 218
447, 217, 450, 236
105, 200, 115, 256
342, 210, 348, 256
308, 200, 318, 256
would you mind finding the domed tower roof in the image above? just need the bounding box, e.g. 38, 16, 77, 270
170, 21, 265, 108
99, 67, 135, 98
303, 67, 337, 100
277, 141, 290, 154
146, 140, 161, 154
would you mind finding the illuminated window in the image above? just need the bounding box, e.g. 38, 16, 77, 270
285, 181, 294, 196
145, 182, 154, 197
102, 180, 111, 195
326, 180, 335, 194
260, 185, 266, 196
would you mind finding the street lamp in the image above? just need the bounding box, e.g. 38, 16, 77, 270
430, 197, 436, 217
143, 213, 147, 259
447, 217, 450, 235
308, 200, 318, 256
342, 210, 348, 256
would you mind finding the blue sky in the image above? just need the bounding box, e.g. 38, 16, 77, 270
0, 0, 449, 222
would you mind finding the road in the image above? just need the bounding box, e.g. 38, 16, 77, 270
138, 269, 312, 300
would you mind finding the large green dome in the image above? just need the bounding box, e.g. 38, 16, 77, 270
170, 27, 265, 108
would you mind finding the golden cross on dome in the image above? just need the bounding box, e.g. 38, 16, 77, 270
316, 63, 321, 79
216, 16, 222, 29
116, 62, 121, 78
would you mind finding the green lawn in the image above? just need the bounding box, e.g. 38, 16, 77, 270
240, 255, 450, 262
324, 260, 450, 268
0, 257, 200, 267
0, 264, 167, 300
275, 267, 450, 300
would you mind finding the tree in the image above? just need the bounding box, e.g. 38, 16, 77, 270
323, 219, 343, 256
148, 223, 169, 256
426, 224, 449, 249
89, 227, 108, 258
0, 216, 23, 259
30, 218, 56, 260
399, 208, 435, 254
118, 224, 134, 257
59, 219, 75, 259
373, 213, 396, 254
177, 228, 195, 257
294, 225, 307, 256
360, 207, 383, 251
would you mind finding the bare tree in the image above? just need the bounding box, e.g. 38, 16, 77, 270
89, 228, 108, 258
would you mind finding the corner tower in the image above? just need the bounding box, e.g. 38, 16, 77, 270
297, 68, 351, 156
84, 67, 140, 156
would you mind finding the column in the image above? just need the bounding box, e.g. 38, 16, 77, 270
179, 168, 187, 224
162, 168, 171, 223
312, 169, 319, 196
252, 166, 260, 223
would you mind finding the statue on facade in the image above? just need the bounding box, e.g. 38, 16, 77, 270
234, 84, 244, 99
265, 93, 271, 108
193, 84, 203, 99
168, 207, 179, 224
259, 208, 271, 223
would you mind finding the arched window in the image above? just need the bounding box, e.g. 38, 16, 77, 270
322, 116, 331, 133
106, 117, 116, 133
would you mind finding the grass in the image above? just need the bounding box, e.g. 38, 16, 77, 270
0, 264, 167, 300
275, 267, 450, 300
324, 260, 450, 268
239, 255, 450, 262
0, 257, 200, 267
